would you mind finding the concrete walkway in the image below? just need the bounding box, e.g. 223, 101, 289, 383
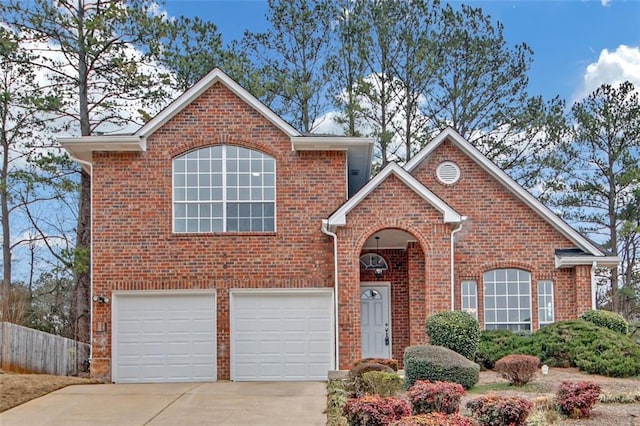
0, 381, 327, 426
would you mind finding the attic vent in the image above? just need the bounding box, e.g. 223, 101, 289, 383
436, 161, 460, 185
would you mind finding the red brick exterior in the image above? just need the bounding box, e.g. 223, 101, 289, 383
90, 83, 343, 380
87, 80, 592, 381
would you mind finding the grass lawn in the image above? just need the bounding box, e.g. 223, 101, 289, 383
0, 370, 100, 413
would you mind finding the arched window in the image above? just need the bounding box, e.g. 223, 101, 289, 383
483, 268, 531, 331
359, 253, 388, 271
361, 289, 382, 300
173, 145, 275, 233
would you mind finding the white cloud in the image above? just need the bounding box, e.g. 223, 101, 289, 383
601, 0, 611, 7
577, 45, 640, 99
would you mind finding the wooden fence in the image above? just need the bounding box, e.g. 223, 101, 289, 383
0, 322, 90, 376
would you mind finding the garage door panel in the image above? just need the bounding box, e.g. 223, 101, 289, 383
232, 292, 333, 381
114, 292, 216, 383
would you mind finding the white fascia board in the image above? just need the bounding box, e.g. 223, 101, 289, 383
404, 127, 457, 172
290, 136, 373, 151
405, 127, 606, 256
59, 135, 146, 168
555, 255, 622, 268
328, 162, 461, 227
137, 68, 301, 138
59, 135, 145, 151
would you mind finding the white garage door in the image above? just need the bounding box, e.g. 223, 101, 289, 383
231, 291, 334, 381
113, 292, 216, 383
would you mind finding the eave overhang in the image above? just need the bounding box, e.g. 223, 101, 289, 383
291, 136, 374, 197
555, 255, 622, 268
58, 135, 145, 173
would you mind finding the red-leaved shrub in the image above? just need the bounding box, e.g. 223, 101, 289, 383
466, 395, 532, 426
407, 380, 466, 414
343, 395, 411, 426
390, 412, 476, 426
555, 381, 602, 419
494, 354, 541, 386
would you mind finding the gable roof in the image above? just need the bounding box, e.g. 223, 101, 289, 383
60, 69, 373, 180
404, 127, 615, 259
327, 162, 462, 228
137, 68, 301, 138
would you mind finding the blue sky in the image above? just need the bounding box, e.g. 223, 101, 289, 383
163, 0, 640, 103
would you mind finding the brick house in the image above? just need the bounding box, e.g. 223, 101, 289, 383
60, 69, 620, 383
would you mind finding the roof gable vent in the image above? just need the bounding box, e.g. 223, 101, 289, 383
436, 161, 460, 185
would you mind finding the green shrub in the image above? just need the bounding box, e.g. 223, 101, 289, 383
343, 395, 411, 426
361, 371, 403, 397
390, 413, 476, 426
357, 358, 400, 371
326, 379, 349, 426
494, 354, 540, 386
529, 320, 640, 377
474, 330, 533, 370
555, 381, 601, 419
580, 309, 629, 334
466, 395, 532, 426
425, 311, 480, 359
407, 380, 466, 414
404, 345, 480, 389
630, 320, 640, 344
347, 362, 394, 397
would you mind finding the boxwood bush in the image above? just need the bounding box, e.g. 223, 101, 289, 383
404, 345, 480, 389
529, 320, 640, 377
425, 311, 480, 359
580, 309, 629, 334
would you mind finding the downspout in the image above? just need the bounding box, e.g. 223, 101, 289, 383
591, 261, 598, 310
321, 219, 340, 371
72, 157, 94, 370
450, 217, 467, 311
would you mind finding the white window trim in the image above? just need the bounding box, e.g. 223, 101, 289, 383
172, 145, 277, 233
483, 269, 532, 331
537, 280, 555, 326
461, 280, 478, 320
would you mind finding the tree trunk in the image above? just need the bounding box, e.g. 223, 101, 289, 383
71, 0, 91, 343
1, 130, 11, 304
71, 170, 91, 343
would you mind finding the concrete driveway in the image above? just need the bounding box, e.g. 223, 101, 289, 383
0, 381, 327, 426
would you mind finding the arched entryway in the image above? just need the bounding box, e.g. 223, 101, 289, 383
359, 228, 427, 362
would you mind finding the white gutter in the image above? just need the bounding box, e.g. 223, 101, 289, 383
72, 157, 94, 369
450, 217, 467, 310
321, 219, 340, 371
591, 261, 598, 310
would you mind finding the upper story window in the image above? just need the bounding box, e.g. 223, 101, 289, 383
173, 145, 275, 233
483, 268, 531, 331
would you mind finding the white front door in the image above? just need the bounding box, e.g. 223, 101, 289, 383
360, 284, 391, 359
